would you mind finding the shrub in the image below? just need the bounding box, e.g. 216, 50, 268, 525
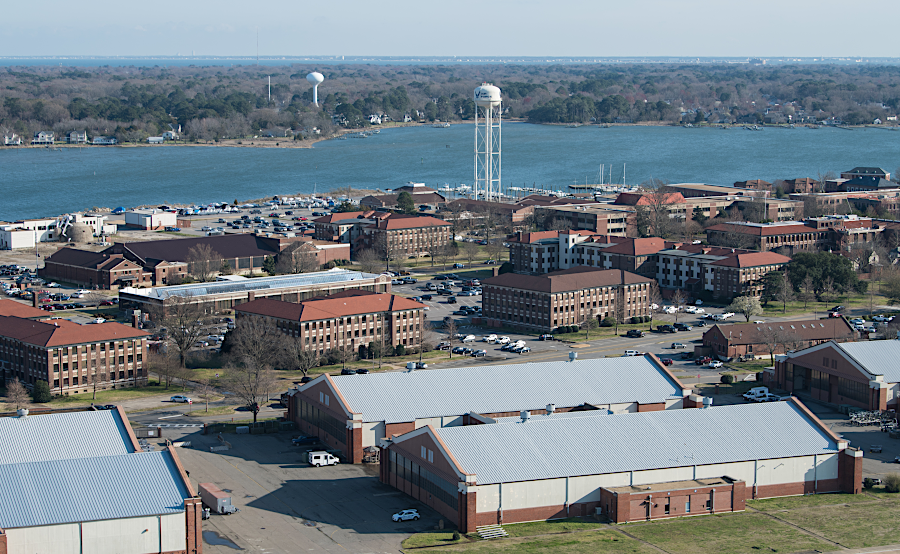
600, 317, 615, 328
884, 473, 900, 493
864, 477, 877, 489
452, 530, 461, 541
32, 380, 51, 403
720, 374, 735, 384
394, 345, 406, 357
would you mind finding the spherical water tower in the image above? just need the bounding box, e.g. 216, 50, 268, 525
474, 83, 502, 202
306, 72, 324, 106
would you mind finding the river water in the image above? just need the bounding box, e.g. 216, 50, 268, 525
2, 123, 899, 221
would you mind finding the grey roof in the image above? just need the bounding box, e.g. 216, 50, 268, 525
834, 341, 900, 382
434, 401, 839, 485
125, 269, 380, 300
326, 356, 686, 424
0, 410, 134, 465
0, 451, 189, 529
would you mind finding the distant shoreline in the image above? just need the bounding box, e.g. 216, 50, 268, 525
5, 120, 895, 153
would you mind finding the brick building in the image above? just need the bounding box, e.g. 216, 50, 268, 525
0, 315, 149, 395
702, 318, 855, 360
42, 233, 350, 289
706, 221, 830, 252
234, 290, 426, 354
0, 409, 202, 554
285, 355, 693, 464
531, 204, 634, 235
379, 399, 862, 531
353, 214, 451, 259
41, 248, 156, 289
774, 340, 900, 411
0, 298, 55, 319
655, 247, 790, 298
508, 231, 667, 277
733, 179, 773, 190
313, 211, 380, 243
481, 267, 652, 332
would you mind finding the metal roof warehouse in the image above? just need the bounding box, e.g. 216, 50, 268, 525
379, 399, 863, 530
0, 408, 203, 553
287, 355, 694, 464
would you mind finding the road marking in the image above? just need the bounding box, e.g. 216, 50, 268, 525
158, 423, 204, 428
158, 414, 183, 419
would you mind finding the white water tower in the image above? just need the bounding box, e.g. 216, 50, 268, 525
307, 72, 324, 106
474, 83, 502, 202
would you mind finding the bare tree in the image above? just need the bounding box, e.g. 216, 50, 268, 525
486, 240, 506, 263
85, 290, 107, 313
461, 241, 480, 267
820, 276, 837, 308
275, 242, 320, 274
547, 218, 571, 232
356, 249, 381, 274
149, 295, 210, 368
375, 232, 397, 272
581, 315, 599, 340
186, 244, 221, 282
640, 178, 678, 238
799, 274, 816, 309
419, 330, 442, 365
285, 337, 319, 377
670, 289, 688, 322
223, 359, 276, 423
226, 317, 288, 370
758, 324, 787, 364
444, 318, 458, 359
435, 243, 456, 270
194, 379, 218, 413
5, 377, 30, 410
146, 349, 181, 389
643, 283, 662, 331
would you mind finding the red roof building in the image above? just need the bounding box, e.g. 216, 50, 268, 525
0, 315, 149, 395
234, 291, 427, 354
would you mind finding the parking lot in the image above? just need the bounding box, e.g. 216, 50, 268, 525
170, 430, 442, 554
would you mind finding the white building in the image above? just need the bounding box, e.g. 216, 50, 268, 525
92, 136, 117, 145
147, 137, 164, 144
124, 210, 177, 230
162, 131, 179, 141
31, 131, 54, 145
0, 227, 36, 250
3, 134, 22, 146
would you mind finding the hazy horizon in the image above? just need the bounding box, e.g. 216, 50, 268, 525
4, 0, 899, 59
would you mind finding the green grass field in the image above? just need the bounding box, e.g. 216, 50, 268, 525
747, 492, 873, 512
623, 512, 832, 554
45, 383, 172, 406
773, 496, 900, 548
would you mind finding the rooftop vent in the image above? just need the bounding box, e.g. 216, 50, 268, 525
16, 408, 28, 418
546, 403, 556, 415
520, 410, 531, 422
701, 397, 713, 409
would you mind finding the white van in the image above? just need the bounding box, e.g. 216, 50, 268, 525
308, 451, 340, 467
742, 387, 769, 401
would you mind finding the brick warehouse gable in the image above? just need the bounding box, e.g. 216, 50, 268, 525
380, 399, 862, 531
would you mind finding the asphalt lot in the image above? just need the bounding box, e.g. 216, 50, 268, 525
167, 430, 440, 554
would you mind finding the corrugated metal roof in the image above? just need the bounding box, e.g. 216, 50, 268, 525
433, 402, 839, 485
327, 356, 685, 424
0, 410, 133, 465
0, 451, 189, 529
835, 341, 900, 382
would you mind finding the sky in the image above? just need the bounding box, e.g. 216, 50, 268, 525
3, 0, 900, 58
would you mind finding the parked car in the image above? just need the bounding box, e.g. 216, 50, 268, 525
292, 435, 319, 445
538, 334, 553, 341
831, 305, 845, 313
626, 329, 645, 338
451, 346, 467, 354
340, 368, 356, 375
170, 395, 192, 403
518, 346, 531, 354
674, 323, 693, 331
356, 368, 370, 374
462, 335, 476, 342
660, 358, 674, 366
708, 360, 724, 368
471, 350, 487, 357
658, 325, 676, 333
496, 336, 511, 344
671, 342, 687, 349
392, 509, 420, 522
695, 356, 712, 365
623, 350, 640, 356
452, 263, 465, 269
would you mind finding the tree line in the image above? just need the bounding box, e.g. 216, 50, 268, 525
4, 63, 900, 141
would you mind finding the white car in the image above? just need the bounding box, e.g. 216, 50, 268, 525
483, 334, 498, 342
650, 303, 660, 310
849, 318, 865, 326
75, 289, 90, 295
753, 320, 765, 324
708, 361, 724, 369
170, 395, 192, 403
873, 315, 894, 322
663, 306, 677, 314
462, 335, 477, 343
496, 336, 510, 344
91, 318, 106, 324
392, 509, 420, 522
684, 306, 698, 314
694, 308, 705, 314
46, 282, 60, 288
623, 350, 640, 357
